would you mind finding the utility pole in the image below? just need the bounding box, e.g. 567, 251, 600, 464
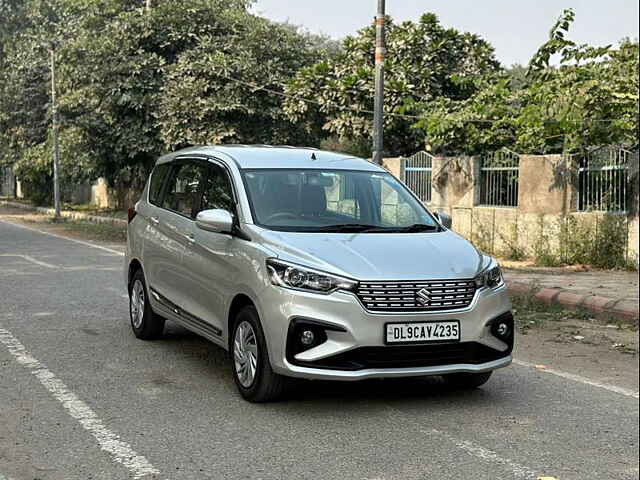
50, 47, 61, 218
146, 0, 152, 12
372, 0, 386, 165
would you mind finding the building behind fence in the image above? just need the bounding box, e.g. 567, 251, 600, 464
385, 145, 640, 266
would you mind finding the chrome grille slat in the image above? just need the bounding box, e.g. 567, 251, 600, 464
357, 279, 477, 312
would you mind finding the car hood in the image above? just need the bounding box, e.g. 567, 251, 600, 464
251, 227, 486, 281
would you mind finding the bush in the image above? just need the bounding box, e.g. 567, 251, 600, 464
532, 214, 634, 270
13, 145, 53, 206
590, 214, 631, 269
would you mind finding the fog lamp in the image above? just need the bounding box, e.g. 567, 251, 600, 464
300, 330, 315, 346
496, 323, 510, 337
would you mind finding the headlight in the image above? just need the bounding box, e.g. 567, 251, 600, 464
266, 259, 358, 294
474, 265, 503, 289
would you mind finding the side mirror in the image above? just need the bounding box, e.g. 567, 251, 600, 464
435, 212, 452, 229
196, 209, 234, 234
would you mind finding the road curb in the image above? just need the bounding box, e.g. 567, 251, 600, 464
0, 200, 127, 227
506, 279, 639, 324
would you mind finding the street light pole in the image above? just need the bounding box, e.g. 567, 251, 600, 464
372, 0, 386, 165
50, 47, 61, 218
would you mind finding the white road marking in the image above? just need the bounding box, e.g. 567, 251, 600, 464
514, 359, 639, 399
427, 428, 538, 479
106, 286, 129, 299
387, 405, 537, 478
64, 265, 121, 271
0, 219, 124, 256
0, 327, 160, 479
0, 254, 57, 269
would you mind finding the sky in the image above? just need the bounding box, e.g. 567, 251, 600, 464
251, 0, 640, 66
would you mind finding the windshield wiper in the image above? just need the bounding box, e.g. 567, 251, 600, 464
303, 223, 440, 233
309, 224, 385, 233
396, 223, 441, 233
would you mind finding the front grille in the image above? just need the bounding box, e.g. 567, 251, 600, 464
296, 342, 507, 371
356, 279, 477, 312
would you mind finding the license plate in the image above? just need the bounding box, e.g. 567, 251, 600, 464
385, 321, 460, 344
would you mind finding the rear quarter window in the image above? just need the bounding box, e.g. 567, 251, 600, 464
148, 164, 170, 206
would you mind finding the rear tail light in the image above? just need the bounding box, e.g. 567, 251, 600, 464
128, 207, 137, 223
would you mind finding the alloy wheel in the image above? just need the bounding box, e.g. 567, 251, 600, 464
234, 321, 258, 388
130, 279, 145, 329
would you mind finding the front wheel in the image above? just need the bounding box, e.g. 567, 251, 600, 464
129, 269, 165, 340
231, 306, 287, 402
442, 371, 492, 389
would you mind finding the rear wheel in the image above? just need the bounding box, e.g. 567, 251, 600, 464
129, 269, 165, 340
442, 371, 492, 389
231, 306, 286, 402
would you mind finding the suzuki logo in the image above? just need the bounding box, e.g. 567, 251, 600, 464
416, 288, 432, 306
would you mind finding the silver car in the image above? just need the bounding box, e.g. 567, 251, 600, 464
125, 146, 513, 402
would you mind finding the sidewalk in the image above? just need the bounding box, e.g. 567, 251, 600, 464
505, 267, 639, 323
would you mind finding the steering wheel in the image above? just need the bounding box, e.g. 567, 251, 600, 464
264, 212, 299, 224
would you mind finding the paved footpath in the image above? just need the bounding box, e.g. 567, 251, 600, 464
0, 217, 638, 480
505, 267, 639, 321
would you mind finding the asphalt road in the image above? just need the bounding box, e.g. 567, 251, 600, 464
0, 218, 638, 480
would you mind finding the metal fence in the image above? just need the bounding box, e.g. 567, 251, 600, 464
479, 149, 519, 207
576, 146, 637, 213
401, 152, 433, 203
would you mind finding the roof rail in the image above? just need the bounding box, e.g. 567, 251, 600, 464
216, 144, 321, 150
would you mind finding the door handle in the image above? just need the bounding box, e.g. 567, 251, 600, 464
185, 232, 195, 243
149, 216, 160, 225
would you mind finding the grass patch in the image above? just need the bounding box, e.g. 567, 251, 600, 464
17, 215, 127, 243
511, 287, 592, 335
62, 203, 128, 220
49, 218, 127, 242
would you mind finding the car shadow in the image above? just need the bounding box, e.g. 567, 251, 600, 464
156, 321, 499, 406
284, 376, 494, 405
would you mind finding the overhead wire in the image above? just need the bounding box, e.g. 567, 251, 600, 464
214, 71, 631, 125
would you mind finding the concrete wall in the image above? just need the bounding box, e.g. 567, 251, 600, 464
517, 155, 568, 215
13, 176, 118, 208
382, 157, 402, 179
430, 155, 478, 210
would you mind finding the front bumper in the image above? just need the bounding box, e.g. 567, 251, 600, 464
281, 355, 512, 381
259, 282, 513, 381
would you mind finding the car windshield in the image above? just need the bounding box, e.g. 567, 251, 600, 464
241, 169, 439, 233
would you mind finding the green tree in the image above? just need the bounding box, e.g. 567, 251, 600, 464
284, 13, 501, 157
411, 75, 520, 155
519, 9, 638, 154
0, 0, 138, 199
157, 9, 326, 149
1, 0, 324, 206
410, 9, 639, 156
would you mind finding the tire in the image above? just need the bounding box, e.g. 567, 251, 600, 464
129, 269, 165, 340
231, 305, 287, 403
442, 371, 492, 389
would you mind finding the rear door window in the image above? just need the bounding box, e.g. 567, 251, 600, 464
161, 160, 207, 218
